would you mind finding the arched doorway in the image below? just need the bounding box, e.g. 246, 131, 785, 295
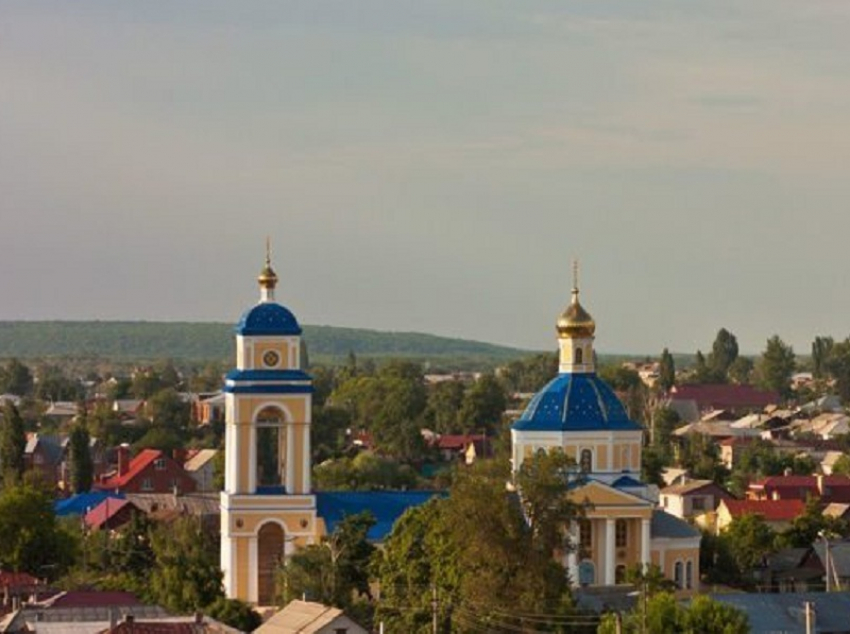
257, 522, 285, 604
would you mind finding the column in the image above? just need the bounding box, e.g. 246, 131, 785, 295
604, 518, 616, 585
567, 523, 579, 587
641, 517, 651, 571
286, 421, 295, 493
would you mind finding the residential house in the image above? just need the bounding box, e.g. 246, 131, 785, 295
710, 591, 850, 634
96, 447, 197, 495
42, 401, 78, 424
254, 600, 368, 634
822, 451, 847, 475
23, 434, 63, 487
791, 412, 850, 440
183, 449, 219, 492
435, 434, 491, 464
668, 384, 780, 418
658, 480, 734, 521
84, 498, 141, 532
756, 547, 825, 594
824, 503, 850, 522
712, 498, 806, 533
192, 392, 225, 426
748, 475, 850, 504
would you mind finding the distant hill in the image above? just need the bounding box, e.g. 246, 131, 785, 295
0, 321, 535, 368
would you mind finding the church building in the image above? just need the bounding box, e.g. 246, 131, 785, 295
511, 275, 701, 592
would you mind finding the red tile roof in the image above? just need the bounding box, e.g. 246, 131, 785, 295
84, 498, 137, 530
722, 499, 806, 522
100, 449, 163, 489
671, 384, 780, 410
436, 434, 486, 450
0, 571, 40, 588
101, 624, 204, 633
44, 590, 142, 607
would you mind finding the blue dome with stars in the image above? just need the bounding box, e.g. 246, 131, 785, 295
235, 302, 302, 336
512, 373, 642, 432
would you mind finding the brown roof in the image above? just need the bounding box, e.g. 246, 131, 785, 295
671, 384, 780, 410
660, 479, 723, 496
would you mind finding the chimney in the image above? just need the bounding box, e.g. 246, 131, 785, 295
172, 448, 187, 464
117, 444, 130, 477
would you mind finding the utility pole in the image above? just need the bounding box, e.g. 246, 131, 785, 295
804, 601, 814, 634
614, 612, 623, 634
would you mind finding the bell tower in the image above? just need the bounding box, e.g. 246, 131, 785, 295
220, 245, 317, 605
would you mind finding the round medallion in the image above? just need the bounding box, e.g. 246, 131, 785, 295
263, 350, 280, 367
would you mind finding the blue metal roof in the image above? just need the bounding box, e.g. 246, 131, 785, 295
612, 475, 644, 488
316, 491, 444, 541
235, 302, 301, 336
225, 369, 312, 382
223, 368, 313, 394
55, 492, 124, 516
512, 372, 642, 432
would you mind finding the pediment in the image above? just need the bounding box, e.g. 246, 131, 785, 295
567, 479, 653, 508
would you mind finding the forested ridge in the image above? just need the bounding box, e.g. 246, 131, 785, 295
0, 321, 533, 365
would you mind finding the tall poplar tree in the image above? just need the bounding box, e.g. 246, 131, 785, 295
0, 402, 26, 485
68, 423, 93, 493
658, 348, 675, 392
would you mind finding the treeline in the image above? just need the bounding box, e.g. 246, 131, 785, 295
0, 321, 532, 366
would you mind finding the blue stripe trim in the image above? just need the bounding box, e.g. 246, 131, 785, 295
226, 369, 312, 382
223, 385, 314, 394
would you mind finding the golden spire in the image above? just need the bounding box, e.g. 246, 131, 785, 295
257, 237, 278, 295
557, 259, 595, 338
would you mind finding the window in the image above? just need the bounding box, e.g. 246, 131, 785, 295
615, 564, 627, 585
154, 458, 166, 471
674, 561, 683, 589
580, 449, 593, 473
574, 347, 583, 364
579, 519, 592, 553
685, 560, 693, 590
615, 519, 627, 548
33, 453, 44, 465
141, 477, 153, 492
691, 496, 705, 511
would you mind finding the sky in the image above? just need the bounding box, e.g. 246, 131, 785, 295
2, 1, 850, 355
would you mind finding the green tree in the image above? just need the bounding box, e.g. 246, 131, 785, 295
145, 387, 190, 430
457, 373, 507, 435
755, 336, 795, 398
728, 357, 754, 385
0, 481, 77, 577
778, 497, 848, 549
68, 423, 93, 493
723, 513, 777, 585
652, 407, 680, 452
0, 401, 26, 485
281, 512, 376, 609
0, 358, 34, 396
708, 328, 739, 381
692, 350, 712, 384
659, 348, 676, 392
812, 336, 835, 380
426, 380, 464, 433
825, 338, 850, 403
683, 595, 750, 634
204, 597, 262, 632
148, 517, 223, 613
831, 453, 850, 476
35, 365, 83, 402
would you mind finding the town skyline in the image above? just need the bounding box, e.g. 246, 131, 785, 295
3, 1, 850, 355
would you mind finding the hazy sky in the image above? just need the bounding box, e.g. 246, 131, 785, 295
2, 1, 850, 354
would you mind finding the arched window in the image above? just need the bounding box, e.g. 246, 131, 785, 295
685, 560, 693, 590
256, 406, 286, 489
674, 561, 683, 589
574, 347, 583, 364
580, 449, 593, 473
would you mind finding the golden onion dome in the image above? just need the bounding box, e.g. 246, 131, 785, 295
556, 287, 596, 338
